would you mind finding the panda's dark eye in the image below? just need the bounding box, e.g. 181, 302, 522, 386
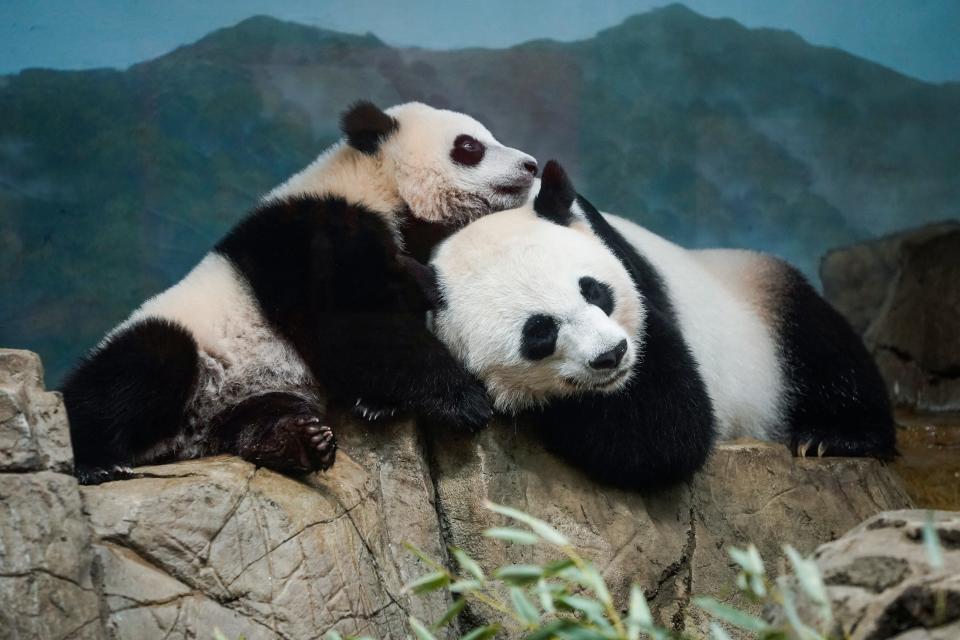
579, 276, 614, 316
451, 134, 485, 166
521, 314, 558, 361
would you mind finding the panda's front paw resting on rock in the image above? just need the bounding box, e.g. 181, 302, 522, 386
425, 381, 493, 433
790, 432, 897, 460
352, 398, 401, 422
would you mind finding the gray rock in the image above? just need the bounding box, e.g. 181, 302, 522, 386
0, 472, 104, 639
429, 427, 913, 637
0, 348, 73, 473
820, 222, 960, 411
788, 510, 960, 640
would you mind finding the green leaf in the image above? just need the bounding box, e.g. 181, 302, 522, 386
449, 579, 483, 593
523, 619, 572, 640
433, 598, 467, 630
728, 544, 765, 576
536, 578, 556, 614
924, 511, 945, 570
627, 584, 653, 640
777, 576, 825, 640
484, 501, 570, 546
409, 616, 438, 640
322, 632, 342, 640
694, 597, 770, 634
543, 558, 576, 576
494, 564, 544, 586
580, 564, 612, 605
510, 587, 541, 625
212, 630, 230, 640
403, 571, 450, 595
784, 546, 828, 606
553, 624, 610, 640
483, 527, 540, 545
709, 622, 734, 640
452, 548, 486, 581
403, 542, 447, 573
459, 624, 500, 640
556, 594, 610, 629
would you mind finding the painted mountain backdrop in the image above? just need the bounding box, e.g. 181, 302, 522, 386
2, 4, 958, 384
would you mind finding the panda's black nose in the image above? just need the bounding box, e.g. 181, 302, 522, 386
590, 339, 628, 370
522, 160, 538, 176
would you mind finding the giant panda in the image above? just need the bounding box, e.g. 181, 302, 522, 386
61, 101, 538, 485
425, 161, 895, 489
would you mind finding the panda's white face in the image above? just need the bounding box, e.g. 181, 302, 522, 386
382, 102, 538, 223
430, 208, 644, 411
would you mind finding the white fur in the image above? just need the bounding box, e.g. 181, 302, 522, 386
102, 102, 537, 456
267, 102, 536, 227
430, 209, 643, 410
604, 216, 786, 440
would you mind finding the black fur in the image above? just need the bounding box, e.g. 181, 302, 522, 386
215, 195, 491, 429
525, 162, 716, 489
776, 266, 897, 458
63, 194, 490, 483
61, 318, 199, 484
340, 101, 399, 154
533, 160, 577, 226
579, 276, 614, 316
521, 314, 560, 360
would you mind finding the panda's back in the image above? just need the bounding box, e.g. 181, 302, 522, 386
115, 252, 315, 429
605, 215, 786, 440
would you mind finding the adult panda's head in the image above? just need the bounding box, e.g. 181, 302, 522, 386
424, 161, 645, 411
341, 101, 538, 223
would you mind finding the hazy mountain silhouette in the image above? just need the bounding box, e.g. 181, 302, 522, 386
2, 4, 958, 383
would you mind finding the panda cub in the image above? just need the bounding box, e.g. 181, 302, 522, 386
427, 161, 895, 489
62, 101, 537, 484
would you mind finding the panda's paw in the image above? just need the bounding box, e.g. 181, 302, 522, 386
795, 440, 829, 458
237, 410, 337, 473
75, 464, 139, 485
428, 382, 493, 433
352, 398, 401, 422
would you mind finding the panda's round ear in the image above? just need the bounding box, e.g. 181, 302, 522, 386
340, 101, 399, 155
534, 160, 577, 226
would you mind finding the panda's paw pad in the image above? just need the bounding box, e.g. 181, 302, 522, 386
306, 423, 337, 469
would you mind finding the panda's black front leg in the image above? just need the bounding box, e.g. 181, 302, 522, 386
311, 313, 493, 432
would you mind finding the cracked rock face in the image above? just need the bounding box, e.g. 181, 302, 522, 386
0, 348, 915, 639
821, 222, 960, 411
771, 510, 960, 640
1, 349, 105, 639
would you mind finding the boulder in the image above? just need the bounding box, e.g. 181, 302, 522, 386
0, 349, 917, 639
0, 349, 105, 640
820, 221, 960, 412
772, 510, 960, 640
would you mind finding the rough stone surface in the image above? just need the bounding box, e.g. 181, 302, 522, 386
0, 348, 105, 640
81, 418, 456, 640
770, 510, 960, 640
428, 427, 913, 637
820, 222, 960, 411
0, 348, 73, 473
0, 349, 918, 639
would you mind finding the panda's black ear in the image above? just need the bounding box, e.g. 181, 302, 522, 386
397, 254, 445, 309
340, 101, 399, 155
534, 160, 577, 226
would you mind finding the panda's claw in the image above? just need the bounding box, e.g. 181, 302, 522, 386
817, 442, 828, 457
797, 440, 811, 457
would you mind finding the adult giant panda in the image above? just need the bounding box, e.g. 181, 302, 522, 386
426, 161, 895, 489
62, 101, 537, 484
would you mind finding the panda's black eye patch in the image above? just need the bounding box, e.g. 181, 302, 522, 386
521, 314, 558, 361
579, 276, 614, 315
451, 134, 485, 166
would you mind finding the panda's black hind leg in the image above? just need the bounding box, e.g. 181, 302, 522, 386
61, 318, 199, 484
209, 392, 336, 474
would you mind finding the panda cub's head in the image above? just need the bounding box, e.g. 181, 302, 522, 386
427, 162, 644, 411
342, 101, 538, 223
